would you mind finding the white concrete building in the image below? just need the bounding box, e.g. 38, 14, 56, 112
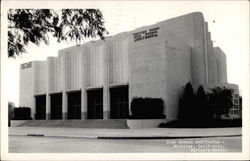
19, 12, 239, 120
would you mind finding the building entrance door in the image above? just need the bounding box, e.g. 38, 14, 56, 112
35, 95, 46, 120
87, 89, 103, 119
67, 91, 81, 119
50, 93, 62, 119
110, 86, 128, 119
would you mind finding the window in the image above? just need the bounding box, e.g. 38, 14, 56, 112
233, 105, 238, 109
234, 99, 239, 104
234, 94, 239, 98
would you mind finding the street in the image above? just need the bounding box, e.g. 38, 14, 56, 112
9, 135, 241, 153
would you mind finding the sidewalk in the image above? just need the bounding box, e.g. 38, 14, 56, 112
9, 127, 242, 139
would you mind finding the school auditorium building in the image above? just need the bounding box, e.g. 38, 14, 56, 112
19, 12, 240, 120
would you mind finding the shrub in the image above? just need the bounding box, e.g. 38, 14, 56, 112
178, 83, 235, 121
195, 85, 213, 121
13, 107, 32, 120
208, 86, 234, 119
130, 97, 165, 119
178, 82, 196, 120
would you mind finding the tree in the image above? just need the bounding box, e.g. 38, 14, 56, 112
196, 85, 212, 121
208, 86, 234, 119
8, 9, 108, 58
8, 101, 15, 126
178, 82, 196, 120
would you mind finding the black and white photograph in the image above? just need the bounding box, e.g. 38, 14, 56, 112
1, 0, 249, 160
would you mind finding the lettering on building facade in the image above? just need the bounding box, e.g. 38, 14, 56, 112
133, 27, 160, 42
21, 62, 32, 69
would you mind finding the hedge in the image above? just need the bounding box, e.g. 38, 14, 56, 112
129, 97, 165, 119
13, 107, 32, 120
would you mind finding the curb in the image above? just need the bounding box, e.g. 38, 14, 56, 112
9, 133, 241, 140
9, 133, 98, 139
97, 134, 242, 139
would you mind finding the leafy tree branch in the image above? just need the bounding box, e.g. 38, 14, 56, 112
8, 9, 108, 58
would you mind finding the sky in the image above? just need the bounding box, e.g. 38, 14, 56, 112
2, 1, 249, 105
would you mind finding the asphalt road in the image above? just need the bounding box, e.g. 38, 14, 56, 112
9, 135, 242, 153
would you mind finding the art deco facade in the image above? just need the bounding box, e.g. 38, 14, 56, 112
19, 12, 240, 120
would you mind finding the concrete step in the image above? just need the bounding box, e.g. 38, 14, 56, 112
18, 119, 129, 129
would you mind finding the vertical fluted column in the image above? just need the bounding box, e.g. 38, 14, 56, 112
103, 42, 110, 119
46, 93, 50, 119
62, 53, 67, 119
62, 91, 67, 119
32, 61, 36, 119
46, 59, 51, 120
32, 97, 36, 120
81, 48, 87, 119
